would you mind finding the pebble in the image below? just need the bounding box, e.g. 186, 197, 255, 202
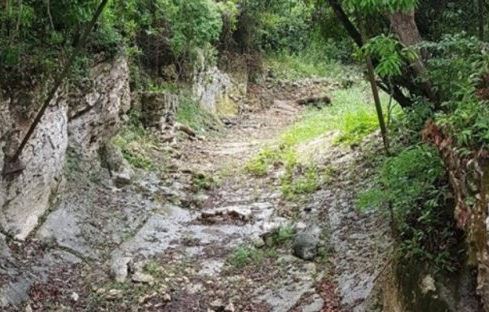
132, 272, 155, 284
163, 293, 172, 302
70, 292, 79, 302
224, 302, 235, 312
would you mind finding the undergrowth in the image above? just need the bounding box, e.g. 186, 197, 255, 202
175, 93, 222, 133
112, 111, 156, 170
357, 143, 463, 273
266, 53, 349, 81
228, 225, 294, 268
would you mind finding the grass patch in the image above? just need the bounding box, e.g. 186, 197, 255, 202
265, 225, 295, 246
228, 246, 278, 268
175, 93, 222, 134
280, 166, 320, 200
245, 84, 398, 201
191, 171, 218, 191
244, 148, 280, 176
112, 111, 156, 170
265, 52, 354, 81
280, 84, 393, 146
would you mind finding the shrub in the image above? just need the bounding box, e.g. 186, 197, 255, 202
357, 144, 462, 272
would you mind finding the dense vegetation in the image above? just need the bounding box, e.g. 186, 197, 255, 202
2, 0, 489, 285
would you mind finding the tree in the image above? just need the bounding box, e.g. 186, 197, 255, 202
326, 0, 438, 108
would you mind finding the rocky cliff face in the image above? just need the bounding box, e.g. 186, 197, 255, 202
0, 56, 130, 241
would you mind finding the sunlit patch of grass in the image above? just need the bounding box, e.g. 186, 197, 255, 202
265, 52, 355, 81
244, 83, 402, 201
228, 245, 278, 268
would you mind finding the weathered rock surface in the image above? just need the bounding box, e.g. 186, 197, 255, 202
1, 105, 68, 240
193, 66, 245, 117
0, 56, 130, 241
68, 56, 131, 157
293, 231, 320, 261
140, 91, 179, 130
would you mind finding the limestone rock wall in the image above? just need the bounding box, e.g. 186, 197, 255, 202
193, 66, 247, 117
68, 57, 131, 157
0, 56, 130, 241
1, 105, 68, 240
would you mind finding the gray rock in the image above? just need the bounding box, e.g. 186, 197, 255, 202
111, 256, 132, 282
0, 233, 11, 261
0, 277, 32, 308
1, 105, 68, 240
131, 271, 154, 284
302, 294, 324, 312
113, 168, 133, 188
293, 233, 319, 261
68, 56, 131, 158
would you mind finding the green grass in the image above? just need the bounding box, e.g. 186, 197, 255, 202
112, 112, 156, 170
175, 94, 222, 133
245, 84, 399, 200
244, 148, 281, 176
280, 166, 320, 200
281, 84, 391, 146
228, 246, 278, 268
265, 52, 353, 81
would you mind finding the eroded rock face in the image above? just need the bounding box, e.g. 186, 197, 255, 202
140, 91, 179, 131
0, 56, 131, 241
1, 105, 68, 240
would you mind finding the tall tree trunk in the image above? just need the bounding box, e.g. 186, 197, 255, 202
387, 10, 438, 105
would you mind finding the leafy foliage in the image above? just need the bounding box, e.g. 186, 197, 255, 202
358, 35, 417, 78
345, 0, 418, 13
357, 145, 462, 272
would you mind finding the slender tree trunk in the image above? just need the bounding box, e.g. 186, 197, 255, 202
327, 0, 414, 108
326, 0, 363, 47
479, 0, 485, 41
366, 55, 390, 155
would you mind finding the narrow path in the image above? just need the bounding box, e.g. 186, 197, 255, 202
1, 80, 391, 312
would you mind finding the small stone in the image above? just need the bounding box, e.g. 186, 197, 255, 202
106, 289, 123, 300
210, 298, 224, 308
25, 304, 33, 312
421, 275, 436, 294
132, 272, 155, 284
293, 233, 319, 261
70, 292, 79, 302
224, 302, 235, 312
253, 237, 266, 248
162, 293, 172, 302
113, 169, 133, 187
111, 256, 132, 282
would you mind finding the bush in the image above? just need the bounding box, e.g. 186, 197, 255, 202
357, 145, 462, 272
